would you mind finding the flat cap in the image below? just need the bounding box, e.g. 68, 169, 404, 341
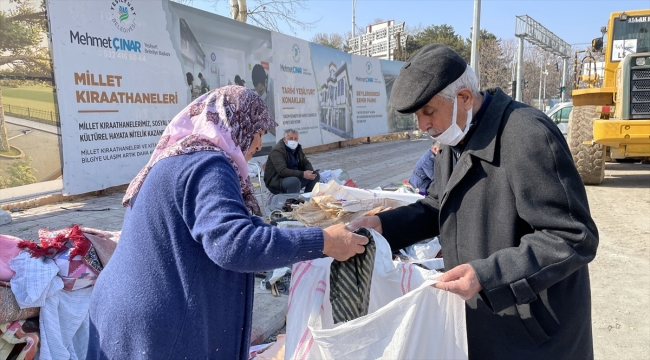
390, 44, 467, 114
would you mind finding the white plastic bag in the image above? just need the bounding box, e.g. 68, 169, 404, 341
285, 229, 467, 360
400, 237, 445, 270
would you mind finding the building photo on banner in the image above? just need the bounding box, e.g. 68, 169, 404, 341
310, 43, 354, 142
5, 0, 413, 198
168, 1, 278, 151
0, 0, 63, 199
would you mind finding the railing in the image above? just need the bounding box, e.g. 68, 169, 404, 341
3, 104, 59, 126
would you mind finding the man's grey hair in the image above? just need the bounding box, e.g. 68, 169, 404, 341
436, 66, 480, 102
284, 128, 298, 135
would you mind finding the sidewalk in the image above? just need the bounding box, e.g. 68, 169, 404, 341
0, 138, 433, 344
4, 115, 60, 135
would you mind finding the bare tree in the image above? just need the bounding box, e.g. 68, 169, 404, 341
245, 0, 319, 34
405, 22, 423, 37
229, 0, 247, 22
175, 0, 319, 34
479, 37, 509, 90
311, 33, 345, 51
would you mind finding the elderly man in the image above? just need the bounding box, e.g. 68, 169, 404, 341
264, 129, 320, 194
350, 44, 598, 359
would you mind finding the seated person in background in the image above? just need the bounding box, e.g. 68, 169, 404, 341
409, 141, 440, 193
198, 72, 209, 94
264, 129, 320, 194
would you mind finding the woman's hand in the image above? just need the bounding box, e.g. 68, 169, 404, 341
322, 224, 369, 261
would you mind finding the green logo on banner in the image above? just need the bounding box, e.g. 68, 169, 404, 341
119, 6, 129, 22
110, 1, 137, 33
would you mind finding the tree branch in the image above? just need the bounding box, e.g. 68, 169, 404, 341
8, 11, 46, 22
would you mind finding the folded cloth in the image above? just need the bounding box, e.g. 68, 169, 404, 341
0, 318, 39, 360
18, 226, 101, 291
10, 251, 92, 360
319, 170, 332, 184
0, 283, 39, 324
0, 235, 22, 282
80, 228, 120, 267
329, 228, 376, 324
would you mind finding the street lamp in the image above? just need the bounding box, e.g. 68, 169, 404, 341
470, 0, 481, 79
352, 0, 357, 38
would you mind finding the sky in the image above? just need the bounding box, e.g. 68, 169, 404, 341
187, 0, 649, 47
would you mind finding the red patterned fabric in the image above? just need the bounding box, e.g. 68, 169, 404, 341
17, 225, 88, 259
17, 226, 101, 291
123, 86, 277, 216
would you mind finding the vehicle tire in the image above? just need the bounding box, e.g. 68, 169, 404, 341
568, 105, 605, 185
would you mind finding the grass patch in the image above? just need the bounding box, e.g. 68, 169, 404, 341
0, 146, 22, 157
1, 85, 57, 113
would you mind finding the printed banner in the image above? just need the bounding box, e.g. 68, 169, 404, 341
310, 43, 354, 143
381, 59, 416, 133
271, 33, 321, 148
351, 55, 388, 137
44, 0, 413, 195
47, 0, 186, 194
168, 2, 277, 149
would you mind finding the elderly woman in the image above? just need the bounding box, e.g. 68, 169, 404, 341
87, 86, 367, 359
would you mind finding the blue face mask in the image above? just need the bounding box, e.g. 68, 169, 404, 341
286, 140, 299, 150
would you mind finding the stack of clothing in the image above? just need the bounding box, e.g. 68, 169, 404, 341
0, 226, 119, 360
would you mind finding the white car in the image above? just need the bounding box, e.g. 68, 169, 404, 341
545, 102, 573, 136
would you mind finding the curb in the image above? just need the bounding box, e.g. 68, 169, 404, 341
250, 289, 288, 345
0, 146, 25, 159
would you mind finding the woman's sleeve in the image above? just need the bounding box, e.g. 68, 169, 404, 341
183, 155, 324, 272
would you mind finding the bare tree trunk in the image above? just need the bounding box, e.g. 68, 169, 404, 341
238, 0, 247, 23
230, 0, 247, 22
0, 89, 10, 152
229, 0, 240, 20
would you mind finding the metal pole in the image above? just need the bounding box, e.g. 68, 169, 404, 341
516, 36, 524, 102
561, 58, 567, 102
543, 66, 547, 111
352, 0, 356, 38
470, 0, 481, 78
538, 57, 543, 110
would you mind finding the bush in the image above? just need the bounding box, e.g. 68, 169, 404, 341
0, 156, 38, 189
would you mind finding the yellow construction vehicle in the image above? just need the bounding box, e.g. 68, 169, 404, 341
569, 9, 650, 184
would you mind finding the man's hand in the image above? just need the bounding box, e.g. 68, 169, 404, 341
346, 215, 383, 234
303, 170, 317, 180
432, 264, 483, 300
322, 223, 369, 261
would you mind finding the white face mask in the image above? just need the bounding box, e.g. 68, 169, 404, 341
286, 140, 299, 150
259, 91, 268, 101
429, 95, 473, 146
